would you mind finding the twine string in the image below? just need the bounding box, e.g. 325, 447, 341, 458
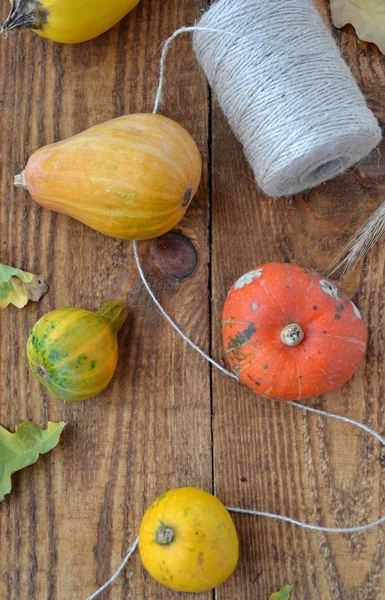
86, 240, 385, 600
86, 23, 384, 600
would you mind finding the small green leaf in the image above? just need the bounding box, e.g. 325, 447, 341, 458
270, 585, 293, 600
0, 263, 48, 308
0, 421, 66, 500
331, 0, 385, 54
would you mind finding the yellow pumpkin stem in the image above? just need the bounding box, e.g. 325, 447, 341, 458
96, 300, 128, 334
1, 0, 47, 33
156, 524, 175, 546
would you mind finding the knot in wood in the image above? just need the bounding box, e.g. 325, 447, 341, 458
152, 231, 198, 280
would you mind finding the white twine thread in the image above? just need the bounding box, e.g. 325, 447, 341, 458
226, 508, 385, 534
87, 241, 385, 599
133, 240, 237, 379
80, 241, 385, 600
85, 247, 385, 600
86, 16, 384, 598
192, 0, 381, 197
87, 500, 385, 600
86, 538, 139, 600
133, 240, 385, 453
153, 26, 242, 115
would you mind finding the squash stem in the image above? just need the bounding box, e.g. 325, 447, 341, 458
280, 323, 304, 347
97, 300, 128, 334
14, 171, 28, 190
1, 0, 47, 32
156, 524, 175, 546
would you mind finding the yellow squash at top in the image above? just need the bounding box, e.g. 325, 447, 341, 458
2, 0, 140, 44
15, 114, 202, 241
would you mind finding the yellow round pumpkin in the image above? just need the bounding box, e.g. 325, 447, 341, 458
15, 114, 202, 241
27, 300, 128, 401
139, 487, 239, 592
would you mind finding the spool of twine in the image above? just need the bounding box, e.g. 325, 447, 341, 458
193, 0, 382, 197
78, 13, 385, 595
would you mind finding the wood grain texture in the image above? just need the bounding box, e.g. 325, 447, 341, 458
0, 1, 211, 599
211, 2, 385, 599
0, 0, 385, 599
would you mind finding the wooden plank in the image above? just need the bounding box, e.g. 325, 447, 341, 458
0, 1, 211, 599
211, 2, 385, 599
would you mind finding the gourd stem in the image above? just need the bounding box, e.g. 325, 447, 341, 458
156, 524, 175, 545
1, 0, 47, 32
14, 171, 28, 190
280, 323, 304, 347
97, 300, 128, 334
37, 364, 48, 380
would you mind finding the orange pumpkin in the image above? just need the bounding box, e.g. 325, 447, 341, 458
222, 263, 367, 401
14, 114, 202, 241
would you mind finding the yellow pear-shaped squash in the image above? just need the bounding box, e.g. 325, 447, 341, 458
15, 114, 202, 241
27, 300, 128, 401
139, 487, 239, 592
3, 0, 140, 44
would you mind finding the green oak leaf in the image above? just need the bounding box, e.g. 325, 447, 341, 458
270, 585, 293, 600
331, 0, 385, 54
0, 421, 66, 500
0, 263, 48, 308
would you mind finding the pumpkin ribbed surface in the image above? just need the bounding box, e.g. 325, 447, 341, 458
222, 263, 367, 401
27, 301, 128, 401
23, 114, 202, 240
139, 487, 239, 592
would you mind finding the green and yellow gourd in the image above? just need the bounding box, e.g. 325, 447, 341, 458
27, 300, 128, 401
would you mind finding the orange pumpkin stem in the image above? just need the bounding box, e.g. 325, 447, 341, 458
14, 171, 28, 190
156, 524, 175, 546
280, 323, 304, 347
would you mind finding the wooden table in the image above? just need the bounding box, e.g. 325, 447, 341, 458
1, 1, 385, 598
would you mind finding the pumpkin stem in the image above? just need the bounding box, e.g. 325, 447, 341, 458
97, 300, 128, 334
280, 323, 304, 347
1, 0, 47, 33
156, 524, 175, 546
14, 171, 28, 190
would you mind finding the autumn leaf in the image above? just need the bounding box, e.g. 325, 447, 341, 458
0, 421, 65, 500
270, 585, 293, 600
0, 263, 48, 308
330, 0, 385, 54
